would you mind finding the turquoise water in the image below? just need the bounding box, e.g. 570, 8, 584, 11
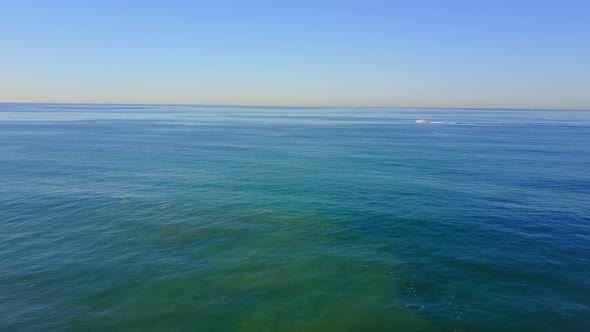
1, 104, 589, 331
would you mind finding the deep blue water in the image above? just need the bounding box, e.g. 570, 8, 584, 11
1, 103, 589, 331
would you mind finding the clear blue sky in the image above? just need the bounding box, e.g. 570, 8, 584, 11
1, 0, 589, 109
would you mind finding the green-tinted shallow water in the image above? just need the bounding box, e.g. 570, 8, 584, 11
1, 104, 589, 331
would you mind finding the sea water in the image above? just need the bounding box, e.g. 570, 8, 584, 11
1, 104, 589, 331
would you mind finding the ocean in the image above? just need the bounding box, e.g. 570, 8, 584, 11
1, 103, 589, 331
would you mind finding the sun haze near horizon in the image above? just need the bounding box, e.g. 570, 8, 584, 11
1, 0, 589, 110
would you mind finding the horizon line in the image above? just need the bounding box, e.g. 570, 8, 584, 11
0, 101, 588, 112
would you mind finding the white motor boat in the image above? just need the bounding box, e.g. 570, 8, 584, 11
416, 119, 428, 124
